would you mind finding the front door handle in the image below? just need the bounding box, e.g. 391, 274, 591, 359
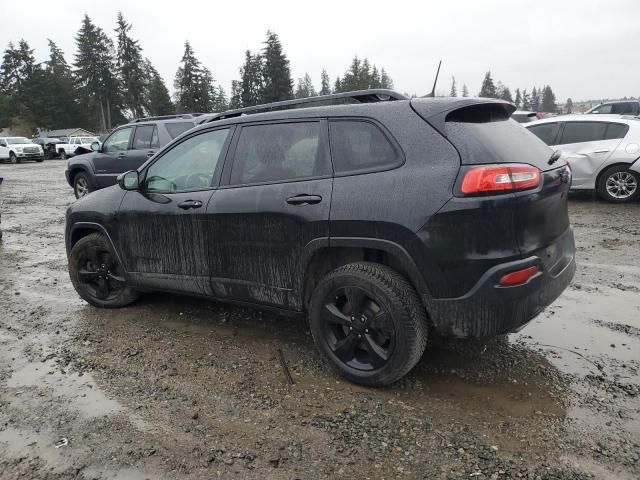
591, 150, 610, 154
286, 194, 322, 205
177, 200, 203, 210
117, 152, 126, 159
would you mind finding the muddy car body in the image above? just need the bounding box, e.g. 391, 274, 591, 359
65, 90, 576, 385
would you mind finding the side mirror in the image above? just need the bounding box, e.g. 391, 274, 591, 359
117, 170, 139, 191
90, 141, 100, 151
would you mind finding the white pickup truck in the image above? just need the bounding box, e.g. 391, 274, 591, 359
0, 137, 44, 163
57, 136, 101, 160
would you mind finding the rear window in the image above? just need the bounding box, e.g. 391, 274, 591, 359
604, 123, 629, 140
165, 122, 195, 139
445, 105, 553, 170
558, 122, 607, 145
527, 123, 560, 146
329, 120, 400, 174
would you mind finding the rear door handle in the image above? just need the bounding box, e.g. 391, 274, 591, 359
591, 150, 610, 154
177, 200, 203, 210
286, 194, 322, 205
117, 152, 126, 158
147, 150, 156, 157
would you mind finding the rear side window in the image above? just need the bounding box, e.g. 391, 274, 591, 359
166, 122, 196, 139
558, 122, 607, 145
527, 123, 560, 146
604, 123, 629, 140
230, 122, 328, 185
132, 125, 159, 149
611, 103, 636, 114
329, 120, 399, 174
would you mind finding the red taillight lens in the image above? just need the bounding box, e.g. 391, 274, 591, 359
499, 266, 540, 287
460, 164, 541, 195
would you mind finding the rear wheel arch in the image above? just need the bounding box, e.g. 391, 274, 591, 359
596, 162, 635, 188
596, 162, 639, 201
299, 240, 430, 311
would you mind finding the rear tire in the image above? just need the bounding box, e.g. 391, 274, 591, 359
68, 232, 139, 308
73, 172, 91, 199
308, 262, 428, 386
597, 165, 639, 203
59, 150, 67, 160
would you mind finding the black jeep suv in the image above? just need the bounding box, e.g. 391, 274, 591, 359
65, 115, 198, 198
65, 90, 575, 386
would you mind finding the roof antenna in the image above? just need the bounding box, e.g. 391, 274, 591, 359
424, 60, 442, 98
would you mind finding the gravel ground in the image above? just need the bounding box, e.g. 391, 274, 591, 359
0, 161, 638, 479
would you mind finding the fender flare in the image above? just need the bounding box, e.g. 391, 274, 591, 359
67, 222, 126, 272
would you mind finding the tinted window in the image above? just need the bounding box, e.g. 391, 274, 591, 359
230, 122, 326, 185
103, 127, 133, 152
132, 125, 159, 149
145, 129, 230, 193
330, 121, 399, 174
527, 123, 560, 146
166, 122, 195, 139
592, 104, 613, 114
611, 103, 635, 114
604, 123, 629, 140
558, 122, 607, 145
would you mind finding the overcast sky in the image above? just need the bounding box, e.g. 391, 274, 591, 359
1, 0, 638, 103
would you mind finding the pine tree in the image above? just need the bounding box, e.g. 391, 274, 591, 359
295, 73, 317, 98
0, 40, 39, 133
260, 30, 293, 103
239, 50, 263, 107
521, 89, 530, 110
462, 84, 469, 97
565, 97, 573, 114
514, 88, 522, 108
530, 87, 540, 111
0, 40, 35, 95
212, 86, 228, 112
334, 76, 342, 93
380, 68, 393, 89
319, 69, 331, 95
173, 41, 219, 113
478, 71, 497, 98
115, 12, 146, 118
541, 85, 556, 113
496, 82, 513, 102
74, 14, 123, 131
143, 59, 173, 115
450, 76, 457, 97
229, 80, 242, 109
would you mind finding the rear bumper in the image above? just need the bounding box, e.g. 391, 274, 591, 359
424, 227, 575, 339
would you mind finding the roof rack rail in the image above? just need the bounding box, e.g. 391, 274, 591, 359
206, 89, 409, 123
131, 114, 196, 123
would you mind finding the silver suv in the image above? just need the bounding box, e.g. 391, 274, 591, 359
586, 100, 640, 116
526, 115, 640, 202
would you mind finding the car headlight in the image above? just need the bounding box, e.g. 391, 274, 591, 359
15, 147, 23, 152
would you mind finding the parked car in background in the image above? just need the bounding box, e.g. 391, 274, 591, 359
32, 137, 65, 159
56, 136, 101, 160
586, 100, 640, 116
65, 115, 197, 198
65, 91, 575, 386
512, 110, 542, 123
526, 115, 640, 202
0, 137, 44, 163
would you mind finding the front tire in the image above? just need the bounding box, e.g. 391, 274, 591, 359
309, 262, 428, 386
597, 165, 639, 203
73, 172, 91, 198
68, 233, 139, 308
9, 152, 17, 164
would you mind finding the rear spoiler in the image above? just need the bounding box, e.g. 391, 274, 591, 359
410, 98, 515, 137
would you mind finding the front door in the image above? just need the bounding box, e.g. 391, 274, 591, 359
116, 127, 233, 296
93, 126, 134, 188
206, 120, 333, 309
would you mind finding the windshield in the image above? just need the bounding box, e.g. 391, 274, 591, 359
6, 137, 33, 144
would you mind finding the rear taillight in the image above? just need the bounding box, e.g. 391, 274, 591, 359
499, 266, 540, 287
460, 164, 541, 195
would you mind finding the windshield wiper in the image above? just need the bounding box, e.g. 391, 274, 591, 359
548, 150, 561, 166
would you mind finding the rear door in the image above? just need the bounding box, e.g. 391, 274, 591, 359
127, 124, 160, 171
92, 127, 134, 188
553, 121, 627, 186
204, 119, 332, 309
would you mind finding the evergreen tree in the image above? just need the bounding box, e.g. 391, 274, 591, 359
212, 86, 228, 112
496, 82, 513, 102
115, 12, 146, 118
462, 84, 469, 97
143, 59, 173, 115
380, 68, 393, 89
334, 76, 342, 93
541, 85, 556, 113
530, 86, 540, 111
514, 88, 522, 108
521, 89, 530, 110
319, 69, 331, 95
450, 76, 457, 97
370, 66, 381, 88
478, 71, 497, 97
173, 41, 200, 112
239, 50, 263, 107
565, 97, 573, 114
74, 14, 123, 131
295, 73, 317, 98
229, 80, 242, 109
260, 30, 293, 103
0, 40, 35, 95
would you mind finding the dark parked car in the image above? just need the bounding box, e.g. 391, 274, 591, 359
65, 90, 576, 386
65, 115, 198, 198
512, 110, 542, 123
32, 137, 64, 159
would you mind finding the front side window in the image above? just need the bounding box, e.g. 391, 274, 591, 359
558, 122, 607, 145
103, 127, 133, 152
230, 122, 327, 185
145, 128, 230, 193
527, 123, 560, 146
329, 120, 399, 174
592, 104, 613, 114
132, 125, 159, 150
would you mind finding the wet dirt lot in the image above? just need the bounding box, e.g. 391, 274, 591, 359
0, 161, 638, 479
